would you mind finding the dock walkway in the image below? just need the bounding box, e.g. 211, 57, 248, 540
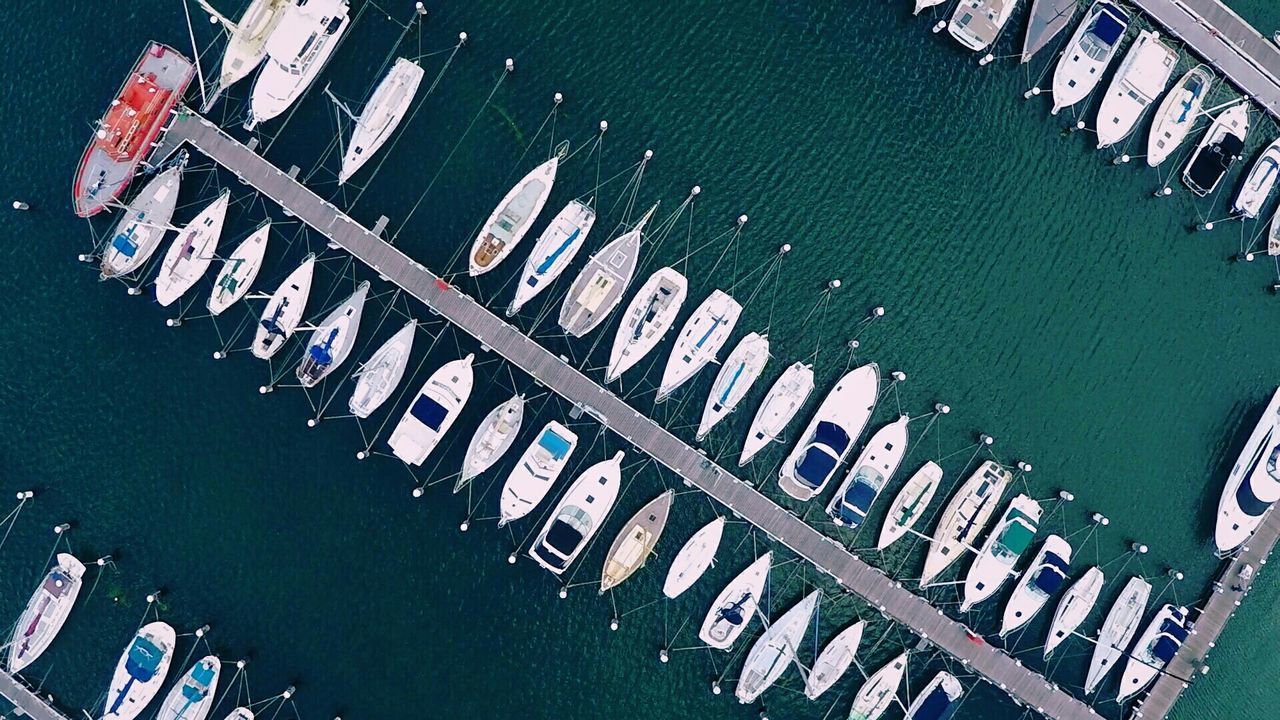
0, 671, 74, 720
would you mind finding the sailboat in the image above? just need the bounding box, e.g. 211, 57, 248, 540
208, 223, 270, 315
698, 553, 771, 649
100, 155, 186, 279
696, 332, 770, 439
1043, 565, 1104, 657
828, 416, 910, 528
469, 157, 558, 276
348, 320, 417, 418
154, 190, 231, 307
657, 290, 743, 401
847, 652, 908, 720
528, 452, 625, 575
1116, 604, 1189, 703
1021, 0, 1080, 64
777, 363, 879, 501
920, 461, 1012, 587
507, 200, 597, 315
559, 204, 658, 337
156, 656, 220, 720
387, 354, 474, 466
735, 591, 820, 704
599, 490, 674, 592
960, 494, 1042, 612
999, 535, 1072, 637
196, 0, 290, 105
876, 461, 944, 550
739, 361, 815, 465
456, 395, 525, 493
498, 421, 579, 526
804, 621, 864, 700
1147, 66, 1214, 167
8, 554, 86, 673
221, 710, 253, 720
1083, 576, 1151, 693
251, 254, 316, 360
662, 516, 725, 599
102, 622, 176, 720
246, 0, 350, 128
605, 267, 688, 382
338, 58, 425, 185
295, 281, 369, 387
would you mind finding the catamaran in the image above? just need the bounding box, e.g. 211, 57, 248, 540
208, 223, 269, 315
338, 58, 424, 185
739, 361, 815, 465
662, 516, 725, 599
469, 157, 559, 276
507, 200, 597, 315
606, 267, 688, 382
100, 155, 186, 279
295, 281, 369, 387
1214, 387, 1280, 556
657, 290, 743, 401
1095, 30, 1177, 149
1116, 604, 1189, 703
348, 320, 416, 418
1000, 535, 1072, 637
1043, 565, 1104, 657
778, 363, 879, 501
154, 190, 231, 307
498, 421, 578, 526
388, 354, 474, 466
847, 652, 908, 720
528, 452, 625, 575
8, 554, 86, 673
156, 656, 220, 720
599, 490, 674, 592
246, 0, 350, 129
804, 620, 864, 700
735, 590, 820, 704
559, 204, 658, 337
904, 672, 963, 720
456, 395, 525, 493
1147, 66, 1214, 167
196, 0, 290, 103
252, 253, 316, 360
698, 553, 771, 649
828, 416, 910, 528
1021, 0, 1079, 64
921, 461, 1012, 587
877, 461, 944, 550
947, 0, 1020, 53
1050, 2, 1131, 116
102, 622, 176, 720
1233, 138, 1280, 218
696, 332, 770, 439
960, 494, 1042, 612
1183, 103, 1250, 196
1084, 576, 1151, 694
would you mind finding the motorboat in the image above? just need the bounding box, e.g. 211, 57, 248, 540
154, 190, 231, 307
102, 622, 176, 720
804, 620, 864, 700
739, 361, 815, 466
156, 656, 220, 720
777, 363, 879, 501
947, 0, 1020, 53
208, 223, 270, 315
696, 332, 770, 439
338, 58, 424, 185
246, 0, 350, 128
1043, 565, 1104, 657
657, 290, 742, 400
735, 590, 820, 704
469, 157, 558, 276
1050, 1, 1131, 116
1182, 103, 1249, 196
1021, 0, 1079, 64
698, 553, 771, 649
387, 354, 474, 466
99, 155, 186, 279
508, 200, 596, 315
559, 204, 658, 337
1095, 30, 1177, 149
921, 461, 1012, 587
1214, 387, 1280, 556
456, 395, 525, 492
828, 416, 910, 528
195, 0, 290, 99
847, 652, 908, 720
348, 320, 416, 418
1147, 66, 1213, 167
1084, 576, 1151, 693
960, 494, 1042, 612
498, 421, 578, 526
599, 490, 674, 592
605, 267, 687, 382
528, 452, 625, 575
999, 535, 1072, 637
8, 554, 86, 673
251, 253, 315, 360
1116, 604, 1189, 703
876, 461, 944, 550
662, 516, 725, 599
904, 672, 963, 720
1233, 138, 1280, 218
295, 281, 369, 387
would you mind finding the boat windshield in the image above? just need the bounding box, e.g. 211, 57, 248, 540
409, 395, 448, 430
1235, 475, 1275, 517
795, 446, 839, 488
537, 429, 573, 459
1266, 444, 1280, 480
545, 506, 591, 556
996, 515, 1037, 556
814, 421, 851, 454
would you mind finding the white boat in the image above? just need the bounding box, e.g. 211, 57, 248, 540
246, 0, 350, 128
1215, 387, 1280, 556
1116, 604, 1188, 703
914, 0, 946, 15
507, 200, 596, 315
1182, 103, 1250, 196
101, 621, 176, 720
947, 0, 1020, 53
387, 354, 474, 466
221, 710, 253, 720
1043, 565, 1104, 657
777, 363, 879, 501
605, 267, 688, 382
847, 652, 908, 720
100, 157, 185, 279
735, 590, 820, 704
662, 516, 725, 599
739, 361, 815, 466
921, 461, 1012, 587
208, 223, 269, 315
1050, 1, 1131, 116
498, 421, 579, 526
904, 672, 963, 720
1021, 0, 1080, 64
999, 535, 1073, 637
456, 395, 525, 492
828, 416, 910, 528
1095, 30, 1177, 149
696, 332, 770, 440
156, 656, 220, 720
295, 281, 369, 387
804, 620, 864, 700
348, 319, 416, 418
960, 494, 1042, 612
657, 290, 743, 401
1147, 66, 1214, 167
8, 553, 86, 673
251, 253, 315, 360
1233, 138, 1280, 218
1271, 213, 1280, 256
338, 58, 424, 185
154, 190, 230, 307
469, 157, 558, 276
698, 553, 771, 650
196, 0, 290, 94
876, 461, 944, 550
559, 204, 658, 337
1084, 576, 1151, 693
599, 490, 674, 592
527, 451, 625, 575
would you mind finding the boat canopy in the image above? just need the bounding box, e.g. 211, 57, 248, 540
814, 421, 851, 453
537, 429, 573, 458
997, 513, 1037, 555
409, 395, 448, 430
125, 637, 165, 680
1151, 621, 1188, 662
796, 447, 839, 488
914, 686, 958, 720
1032, 553, 1071, 594
1089, 10, 1126, 47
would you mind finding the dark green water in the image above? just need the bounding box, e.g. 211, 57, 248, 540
3, 1, 1280, 719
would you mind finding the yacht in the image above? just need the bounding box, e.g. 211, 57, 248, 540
154, 190, 231, 307
960, 494, 1042, 612
921, 461, 1012, 587
469, 157, 559, 276
507, 200, 597, 315
338, 58, 424, 185
1095, 31, 1177, 149
1116, 604, 1189, 703
657, 290, 743, 401
527, 452, 625, 575
498, 421, 579, 526
803, 620, 864, 700
8, 554, 86, 673
251, 254, 316, 360
456, 395, 525, 492
777, 363, 880, 501
559, 204, 658, 337
999, 535, 1072, 637
196, 0, 290, 97
599, 490, 674, 592
1050, 1, 1131, 116
828, 416, 910, 528
876, 461, 944, 550
208, 223, 269, 315
1215, 387, 1280, 556
905, 672, 963, 720
1233, 138, 1280, 218
1043, 565, 1104, 657
1084, 576, 1151, 694
100, 156, 186, 279
1182, 103, 1250, 196
246, 0, 350, 129
847, 652, 908, 720
605, 267, 688, 382
662, 516, 725, 599
295, 281, 369, 387
102, 622, 176, 720
698, 553, 771, 649
156, 656, 220, 720
947, 0, 1020, 53
1271, 213, 1280, 256
735, 590, 820, 704
388, 354, 474, 466
1147, 66, 1214, 167
348, 320, 416, 418
696, 332, 770, 439
1021, 0, 1079, 64
739, 361, 815, 465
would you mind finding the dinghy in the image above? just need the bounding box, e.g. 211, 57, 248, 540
739, 361, 815, 465
498, 422, 579, 526
528, 452, 625, 575
338, 58, 424, 185
154, 190, 231, 307
1233, 137, 1280, 218
469, 157, 558, 276
456, 395, 525, 492
920, 461, 1012, 587
999, 535, 1072, 637
1116, 604, 1188, 703
960, 494, 1042, 612
698, 553, 771, 650
1147, 66, 1214, 167
696, 332, 770, 439
1043, 565, 1104, 657
388, 354, 474, 466
778, 363, 879, 501
876, 461, 944, 550
736, 591, 820, 704
599, 490, 674, 592
156, 656, 220, 720
8, 554, 86, 673
208, 223, 269, 315
804, 620, 864, 700
662, 516, 725, 599
847, 652, 908, 720
606, 267, 687, 382
508, 200, 596, 315
100, 156, 186, 279
657, 290, 742, 401
1083, 576, 1151, 693
905, 672, 963, 720
295, 281, 369, 387
828, 416, 910, 528
348, 320, 416, 418
559, 204, 658, 337
102, 622, 176, 720
252, 254, 316, 360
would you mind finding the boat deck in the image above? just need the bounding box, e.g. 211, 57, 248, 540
0, 670, 74, 720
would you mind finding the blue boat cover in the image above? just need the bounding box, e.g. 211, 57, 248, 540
190, 662, 216, 685
1090, 9, 1126, 46
111, 231, 139, 257
536, 228, 581, 274
1236, 474, 1274, 517
1152, 635, 1181, 663
308, 328, 339, 365
1033, 553, 1070, 594
544, 520, 584, 557
125, 637, 165, 681
912, 686, 958, 720
409, 395, 449, 430
795, 447, 838, 488
538, 429, 573, 458
813, 421, 851, 454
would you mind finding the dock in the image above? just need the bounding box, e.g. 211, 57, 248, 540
0, 670, 74, 720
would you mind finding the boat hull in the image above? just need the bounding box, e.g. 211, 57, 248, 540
599, 491, 674, 592
777, 363, 879, 501
657, 289, 742, 400
509, 201, 597, 314
8, 554, 86, 673
469, 158, 558, 276
662, 516, 725, 598
339, 58, 425, 185
696, 332, 770, 439
348, 320, 417, 418
498, 422, 578, 525
154, 191, 231, 307
527, 453, 624, 574
698, 553, 771, 649
208, 224, 270, 315
876, 461, 943, 550
100, 158, 186, 279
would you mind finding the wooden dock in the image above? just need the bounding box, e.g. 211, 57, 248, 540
0, 671, 74, 720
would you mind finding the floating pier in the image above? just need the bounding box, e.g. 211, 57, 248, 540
0, 670, 73, 720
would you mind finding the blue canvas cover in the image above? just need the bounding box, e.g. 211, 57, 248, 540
125, 637, 164, 681
795, 447, 838, 488
912, 686, 958, 720
1033, 553, 1070, 594
1091, 5, 1128, 46
409, 395, 448, 430
813, 421, 851, 454
538, 429, 573, 458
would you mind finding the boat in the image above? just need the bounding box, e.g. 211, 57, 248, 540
1147, 66, 1214, 167
246, 0, 350, 129
559, 204, 658, 337
295, 281, 369, 387
828, 416, 911, 528
348, 320, 416, 418
1021, 0, 1079, 64
999, 535, 1072, 637
876, 461, 944, 550
599, 490, 675, 592
1182, 103, 1250, 196
606, 267, 688, 382
1043, 565, 1104, 657
456, 395, 525, 492
1215, 387, 1280, 556
1084, 576, 1152, 693
387, 354, 474, 466
847, 652, 908, 720
221, 710, 253, 720
777, 363, 879, 501
1116, 604, 1189, 702
498, 421, 579, 526
156, 656, 220, 720
1050, 2, 1131, 116
338, 58, 424, 185
698, 553, 771, 649
469, 157, 558, 276
507, 200, 597, 315
739, 361, 815, 466
73, 43, 194, 217
99, 155, 186, 279
914, 0, 946, 15
657, 290, 743, 401
947, 0, 1020, 53
208, 223, 269, 315
8, 554, 86, 673
735, 590, 820, 704
251, 253, 315, 360
154, 190, 231, 307
527, 451, 625, 574
1095, 30, 1178, 149
1271, 213, 1280, 256
1233, 137, 1280, 218
102, 621, 176, 720
960, 494, 1042, 612
696, 332, 770, 440
920, 461, 1012, 587
804, 620, 864, 700
195, 0, 290, 98
904, 672, 963, 720
662, 516, 725, 599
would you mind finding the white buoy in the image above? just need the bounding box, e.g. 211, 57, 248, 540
872, 306, 885, 317
236, 659, 246, 669
1204, 221, 1215, 231
507, 553, 517, 564
980, 433, 994, 445
711, 681, 721, 695
306, 418, 317, 428
936, 403, 951, 414
505, 58, 514, 72
208, 14, 218, 23
53, 523, 70, 535
609, 618, 619, 631
258, 385, 269, 394
848, 339, 860, 350
659, 648, 669, 663
1059, 490, 1074, 502
356, 451, 366, 461
644, 149, 653, 160
1076, 120, 1086, 130
212, 351, 224, 360
1246, 252, 1256, 262
146, 592, 158, 603
829, 279, 842, 289
691, 185, 701, 196
195, 626, 206, 638
558, 587, 568, 599
891, 370, 906, 382
77, 253, 90, 262
1024, 463, 1033, 473
412, 487, 424, 498
12, 200, 29, 210
1133, 542, 1149, 554
1163, 187, 1173, 196
282, 687, 294, 700
779, 243, 791, 254
1032, 87, 1041, 96
415, 1, 426, 15
599, 120, 608, 133
128, 287, 142, 296
1169, 569, 1184, 580
1017, 461, 1028, 471
460, 520, 470, 532
932, 21, 945, 33
554, 92, 563, 104
1121, 154, 1131, 163
738, 214, 748, 226
97, 556, 110, 567
458, 31, 468, 44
